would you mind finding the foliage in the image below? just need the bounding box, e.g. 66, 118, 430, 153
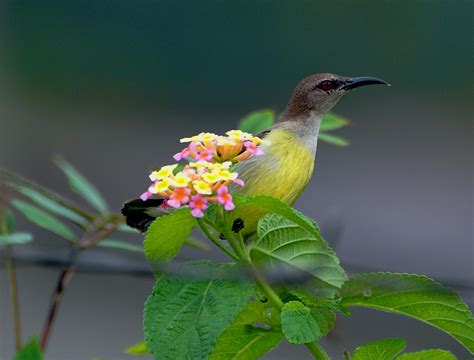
0, 109, 472, 360
12, 337, 43, 360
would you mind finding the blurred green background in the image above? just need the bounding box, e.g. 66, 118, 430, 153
0, 1, 472, 359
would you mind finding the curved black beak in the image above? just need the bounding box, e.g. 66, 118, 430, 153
342, 76, 390, 90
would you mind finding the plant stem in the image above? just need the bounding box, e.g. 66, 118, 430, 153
252, 266, 330, 360
196, 218, 238, 260
40, 249, 77, 351
6, 256, 22, 351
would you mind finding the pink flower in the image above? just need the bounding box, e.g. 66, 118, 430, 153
140, 190, 152, 201
189, 195, 208, 218
167, 187, 191, 208
232, 178, 245, 187
173, 147, 191, 161
195, 148, 215, 161
217, 186, 235, 211
244, 141, 264, 156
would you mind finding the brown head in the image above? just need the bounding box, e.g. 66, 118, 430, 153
282, 73, 389, 120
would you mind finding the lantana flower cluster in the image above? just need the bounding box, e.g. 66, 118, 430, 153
139, 130, 266, 218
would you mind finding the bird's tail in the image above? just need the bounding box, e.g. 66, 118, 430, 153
121, 198, 167, 232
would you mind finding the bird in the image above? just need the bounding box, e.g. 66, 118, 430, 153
122, 73, 389, 234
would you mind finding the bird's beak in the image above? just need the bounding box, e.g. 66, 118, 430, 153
342, 76, 390, 90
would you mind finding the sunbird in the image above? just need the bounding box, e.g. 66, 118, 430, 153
122, 73, 389, 234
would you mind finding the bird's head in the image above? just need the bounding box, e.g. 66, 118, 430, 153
283, 73, 389, 119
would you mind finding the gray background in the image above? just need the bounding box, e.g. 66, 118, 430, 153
0, 1, 472, 359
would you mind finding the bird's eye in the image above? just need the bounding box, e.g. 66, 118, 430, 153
318, 80, 334, 91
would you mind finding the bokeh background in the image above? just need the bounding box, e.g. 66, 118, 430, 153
0, 1, 472, 359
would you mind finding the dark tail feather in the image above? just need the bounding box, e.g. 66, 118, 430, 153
121, 198, 165, 232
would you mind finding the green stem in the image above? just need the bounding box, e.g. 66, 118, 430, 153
196, 218, 238, 260
305, 342, 331, 360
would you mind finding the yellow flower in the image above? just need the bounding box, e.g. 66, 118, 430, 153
225, 130, 253, 141
189, 161, 212, 169
193, 180, 212, 195
152, 178, 171, 193
149, 164, 178, 181
216, 170, 238, 181
172, 172, 191, 187
180, 132, 218, 143
202, 172, 220, 184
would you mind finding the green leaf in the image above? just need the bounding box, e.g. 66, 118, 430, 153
352, 338, 406, 360
340, 273, 474, 354
117, 223, 139, 233
210, 301, 283, 360
251, 214, 347, 288
320, 112, 349, 131
144, 261, 252, 360
14, 186, 87, 226
280, 301, 335, 344
318, 132, 350, 147
238, 109, 275, 134
0, 232, 33, 246
11, 199, 76, 243
5, 207, 15, 232
54, 157, 108, 213
13, 336, 43, 360
396, 349, 456, 359
124, 341, 148, 356
98, 239, 143, 253
234, 195, 319, 237
144, 207, 196, 264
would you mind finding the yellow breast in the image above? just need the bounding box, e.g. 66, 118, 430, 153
238, 128, 315, 204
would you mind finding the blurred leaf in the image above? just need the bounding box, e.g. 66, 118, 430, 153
11, 199, 76, 243
210, 301, 283, 359
238, 109, 275, 134
54, 157, 108, 213
340, 273, 474, 354
280, 301, 335, 344
320, 112, 350, 131
144, 208, 196, 264
124, 341, 148, 356
144, 261, 252, 359
318, 132, 350, 146
117, 223, 139, 234
0, 232, 33, 246
14, 186, 87, 226
5, 207, 15, 232
397, 349, 456, 359
13, 336, 43, 360
251, 214, 347, 288
352, 338, 406, 360
98, 239, 143, 253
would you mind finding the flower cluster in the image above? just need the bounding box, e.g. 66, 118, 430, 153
139, 130, 266, 218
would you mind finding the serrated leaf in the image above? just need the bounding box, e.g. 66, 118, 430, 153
98, 239, 143, 253
352, 338, 406, 360
11, 199, 76, 243
340, 273, 474, 354
238, 109, 275, 134
0, 232, 33, 246
234, 195, 319, 237
251, 214, 347, 288
210, 301, 283, 360
54, 157, 108, 213
396, 349, 456, 359
281, 301, 330, 344
144, 261, 252, 360
124, 341, 148, 356
320, 112, 349, 131
14, 186, 87, 226
318, 132, 350, 147
144, 207, 196, 264
13, 336, 43, 360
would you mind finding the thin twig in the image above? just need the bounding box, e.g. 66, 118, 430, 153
1, 189, 22, 351
40, 248, 78, 351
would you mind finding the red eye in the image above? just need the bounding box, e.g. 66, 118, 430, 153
318, 80, 334, 91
